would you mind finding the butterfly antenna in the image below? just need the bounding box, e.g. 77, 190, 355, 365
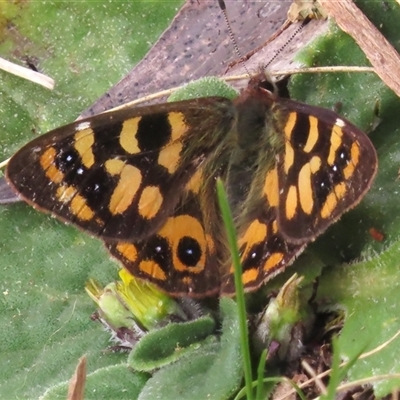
218, 0, 251, 77
264, 17, 310, 68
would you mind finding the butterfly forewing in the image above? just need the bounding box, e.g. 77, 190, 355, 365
275, 99, 377, 243
6, 97, 234, 241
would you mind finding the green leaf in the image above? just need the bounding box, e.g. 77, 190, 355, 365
321, 337, 365, 400
138, 298, 243, 400
168, 77, 238, 102
129, 315, 216, 371
216, 179, 254, 400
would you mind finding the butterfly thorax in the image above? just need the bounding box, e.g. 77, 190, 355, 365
211, 76, 290, 294
226, 75, 285, 220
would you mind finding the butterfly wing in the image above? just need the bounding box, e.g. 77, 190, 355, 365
6, 98, 235, 241
105, 169, 221, 297
221, 203, 306, 295
220, 76, 377, 295
275, 99, 377, 243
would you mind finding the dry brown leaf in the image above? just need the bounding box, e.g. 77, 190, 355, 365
67, 356, 87, 400
320, 0, 400, 97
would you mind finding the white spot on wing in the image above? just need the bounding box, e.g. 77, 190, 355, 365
335, 118, 345, 128
75, 121, 91, 131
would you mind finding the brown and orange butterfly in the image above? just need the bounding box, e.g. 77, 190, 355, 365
5, 73, 377, 298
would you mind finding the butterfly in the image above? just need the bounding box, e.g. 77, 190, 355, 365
5, 72, 377, 298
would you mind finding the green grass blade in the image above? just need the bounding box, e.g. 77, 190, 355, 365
216, 178, 254, 400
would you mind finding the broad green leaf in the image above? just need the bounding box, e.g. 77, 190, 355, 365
138, 298, 243, 400
129, 315, 216, 371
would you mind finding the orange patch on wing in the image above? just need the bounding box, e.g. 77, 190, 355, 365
157, 141, 183, 174
298, 163, 313, 215
119, 118, 140, 154
109, 164, 142, 215
264, 168, 279, 207
264, 252, 284, 271
138, 186, 163, 219
70, 194, 95, 221
272, 220, 278, 234
303, 116, 319, 153
182, 276, 193, 287
74, 129, 95, 168
206, 234, 215, 255
116, 242, 138, 262
159, 215, 207, 273
343, 142, 360, 179
40, 147, 64, 183
239, 220, 267, 250
327, 125, 343, 166
56, 185, 77, 203
139, 260, 166, 281
285, 185, 298, 219
284, 112, 296, 173
334, 182, 346, 199
168, 112, 189, 141
242, 268, 259, 285
186, 168, 203, 194
320, 182, 346, 219
105, 159, 125, 175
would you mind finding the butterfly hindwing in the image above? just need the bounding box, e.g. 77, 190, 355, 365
105, 175, 221, 297
222, 203, 306, 295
